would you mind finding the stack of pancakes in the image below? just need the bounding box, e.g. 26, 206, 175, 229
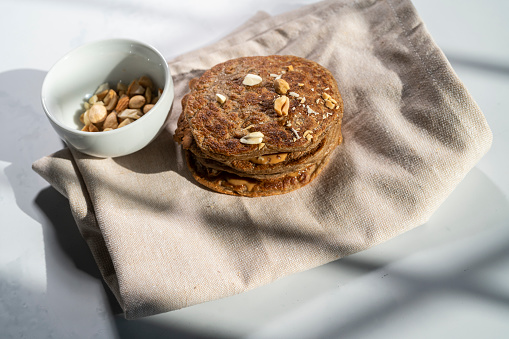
174, 55, 343, 197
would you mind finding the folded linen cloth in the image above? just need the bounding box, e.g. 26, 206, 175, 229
32, 0, 492, 319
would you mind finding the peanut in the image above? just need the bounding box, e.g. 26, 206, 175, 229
274, 78, 290, 95
129, 95, 146, 109
117, 118, 133, 128
88, 103, 107, 124
143, 104, 154, 114
103, 111, 119, 130
274, 95, 290, 116
104, 89, 118, 111
79, 75, 160, 132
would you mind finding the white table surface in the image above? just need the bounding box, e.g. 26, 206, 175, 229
1, 0, 508, 338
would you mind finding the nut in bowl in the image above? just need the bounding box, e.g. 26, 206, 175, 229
41, 39, 174, 158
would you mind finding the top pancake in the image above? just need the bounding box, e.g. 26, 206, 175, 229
176, 55, 343, 158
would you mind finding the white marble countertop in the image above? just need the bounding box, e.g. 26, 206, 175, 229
1, 0, 508, 338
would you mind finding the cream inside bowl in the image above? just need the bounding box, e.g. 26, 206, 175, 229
41, 39, 173, 158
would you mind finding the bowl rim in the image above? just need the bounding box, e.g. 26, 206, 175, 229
41, 38, 172, 137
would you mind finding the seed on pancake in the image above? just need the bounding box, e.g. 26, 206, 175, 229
274, 78, 290, 95
298, 83, 304, 87
216, 93, 227, 104
307, 105, 319, 115
300, 97, 306, 104
303, 130, 313, 141
240, 131, 264, 144
324, 99, 335, 109
291, 128, 300, 140
274, 95, 290, 116
242, 74, 262, 86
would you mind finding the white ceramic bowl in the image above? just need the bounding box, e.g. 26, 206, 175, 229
41, 39, 173, 158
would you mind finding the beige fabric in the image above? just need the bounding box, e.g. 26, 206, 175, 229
32, 0, 492, 319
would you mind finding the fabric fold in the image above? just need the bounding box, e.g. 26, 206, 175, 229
32, 0, 492, 319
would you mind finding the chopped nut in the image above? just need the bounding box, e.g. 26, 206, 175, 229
104, 89, 118, 111
95, 82, 109, 94
298, 83, 304, 87
88, 103, 107, 124
274, 95, 290, 116
129, 95, 146, 109
88, 94, 99, 105
88, 123, 99, 132
80, 75, 158, 132
115, 95, 129, 112
303, 130, 313, 141
103, 111, 119, 130
242, 74, 262, 86
117, 82, 128, 93
274, 78, 290, 95
117, 118, 133, 128
216, 93, 227, 104
118, 108, 142, 120
143, 104, 154, 114
324, 99, 335, 109
321, 92, 331, 100
288, 92, 299, 97
127, 80, 145, 96
240, 131, 264, 144
96, 89, 109, 101
145, 86, 152, 105
151, 89, 162, 104
258, 143, 265, 150
138, 75, 154, 90
287, 65, 294, 71
300, 97, 306, 104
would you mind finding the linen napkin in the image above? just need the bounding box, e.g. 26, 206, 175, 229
32, 0, 492, 319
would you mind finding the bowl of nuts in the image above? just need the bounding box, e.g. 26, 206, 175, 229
41, 39, 173, 158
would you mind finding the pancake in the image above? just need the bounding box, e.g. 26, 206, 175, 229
191, 122, 342, 178
174, 55, 344, 197
175, 55, 343, 158
185, 150, 335, 197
